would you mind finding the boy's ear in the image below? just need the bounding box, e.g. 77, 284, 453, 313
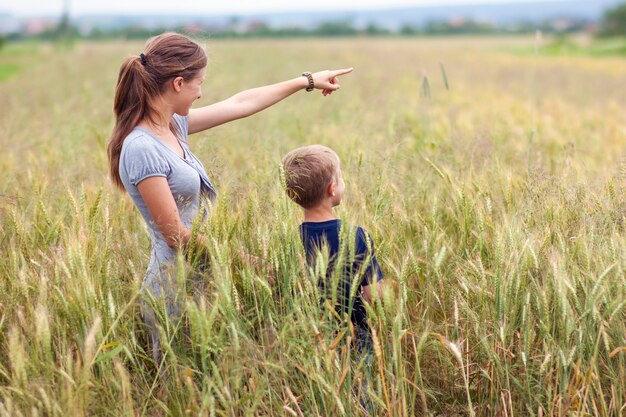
327, 180, 335, 197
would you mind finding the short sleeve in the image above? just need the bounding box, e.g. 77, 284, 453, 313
355, 227, 384, 287
172, 114, 189, 140
122, 136, 171, 186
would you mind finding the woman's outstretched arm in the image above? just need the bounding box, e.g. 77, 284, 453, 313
188, 68, 353, 134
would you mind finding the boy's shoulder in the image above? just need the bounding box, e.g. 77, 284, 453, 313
303, 220, 374, 245
299, 219, 341, 234
298, 220, 374, 243
299, 219, 340, 240
354, 225, 376, 252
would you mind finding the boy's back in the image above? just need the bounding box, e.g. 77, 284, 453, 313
300, 219, 383, 347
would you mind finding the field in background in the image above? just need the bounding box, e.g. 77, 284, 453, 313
0, 37, 624, 416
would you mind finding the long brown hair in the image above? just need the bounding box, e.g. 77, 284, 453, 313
108, 32, 207, 189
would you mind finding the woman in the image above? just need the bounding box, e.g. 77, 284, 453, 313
107, 32, 352, 361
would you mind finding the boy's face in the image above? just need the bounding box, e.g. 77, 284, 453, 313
330, 158, 345, 207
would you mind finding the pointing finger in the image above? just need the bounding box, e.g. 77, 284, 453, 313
332, 67, 353, 77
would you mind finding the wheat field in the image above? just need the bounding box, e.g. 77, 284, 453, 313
0, 37, 624, 416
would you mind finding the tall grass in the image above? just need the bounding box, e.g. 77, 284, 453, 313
0, 37, 624, 416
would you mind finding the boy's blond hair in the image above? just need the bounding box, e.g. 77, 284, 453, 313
282, 145, 339, 209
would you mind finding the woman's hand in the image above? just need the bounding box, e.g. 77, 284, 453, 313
311, 68, 353, 96
238, 249, 277, 286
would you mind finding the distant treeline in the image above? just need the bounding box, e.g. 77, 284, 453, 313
1, 2, 625, 44
0, 20, 595, 42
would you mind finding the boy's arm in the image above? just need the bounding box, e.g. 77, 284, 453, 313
355, 227, 385, 303
361, 278, 385, 304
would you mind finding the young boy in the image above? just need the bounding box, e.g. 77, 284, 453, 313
282, 144, 385, 351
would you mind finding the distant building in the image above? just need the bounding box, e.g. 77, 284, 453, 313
243, 21, 268, 32
449, 17, 466, 27
22, 18, 57, 35
183, 23, 205, 35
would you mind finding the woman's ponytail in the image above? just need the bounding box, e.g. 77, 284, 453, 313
108, 56, 158, 188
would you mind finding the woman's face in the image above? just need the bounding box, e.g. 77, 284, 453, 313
174, 69, 205, 115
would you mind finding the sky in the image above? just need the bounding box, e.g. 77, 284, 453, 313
3, 0, 570, 17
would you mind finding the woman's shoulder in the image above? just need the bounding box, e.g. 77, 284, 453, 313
172, 114, 189, 137
120, 129, 169, 168
119, 129, 172, 185
172, 114, 188, 127
121, 129, 159, 155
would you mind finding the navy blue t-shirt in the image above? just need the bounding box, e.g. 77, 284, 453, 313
300, 219, 383, 331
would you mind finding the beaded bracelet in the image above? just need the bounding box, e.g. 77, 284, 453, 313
301, 72, 314, 92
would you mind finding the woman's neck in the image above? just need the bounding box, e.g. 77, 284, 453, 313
139, 102, 174, 135
139, 121, 171, 138
140, 117, 171, 135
